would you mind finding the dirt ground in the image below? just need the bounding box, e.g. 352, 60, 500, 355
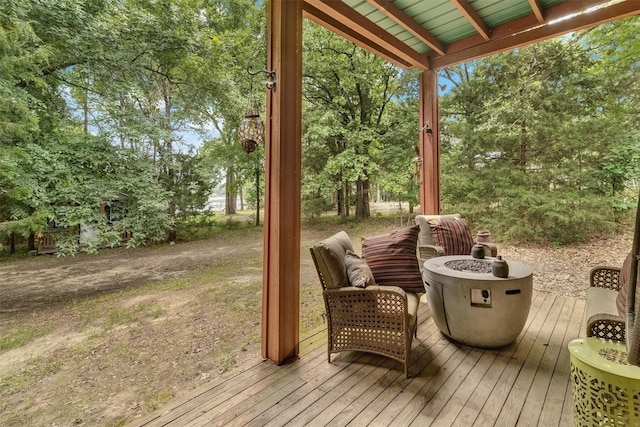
0, 220, 633, 427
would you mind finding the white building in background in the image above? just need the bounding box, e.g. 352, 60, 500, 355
205, 196, 226, 211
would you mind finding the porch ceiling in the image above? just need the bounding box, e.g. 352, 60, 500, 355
303, 0, 640, 70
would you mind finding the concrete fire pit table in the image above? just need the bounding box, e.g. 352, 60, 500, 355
422, 255, 533, 348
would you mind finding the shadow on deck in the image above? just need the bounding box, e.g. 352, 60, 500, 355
130, 291, 584, 426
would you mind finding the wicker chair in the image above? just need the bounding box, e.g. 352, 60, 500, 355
309, 231, 419, 378
414, 214, 498, 260
586, 266, 625, 342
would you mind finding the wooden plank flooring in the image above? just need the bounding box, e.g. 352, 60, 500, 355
130, 291, 585, 427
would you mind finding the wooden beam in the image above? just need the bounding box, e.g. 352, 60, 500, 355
303, 3, 413, 69
450, 0, 491, 41
442, 0, 603, 55
367, 0, 447, 55
262, 0, 302, 365
304, 0, 429, 70
419, 70, 440, 215
431, 0, 640, 69
528, 0, 545, 23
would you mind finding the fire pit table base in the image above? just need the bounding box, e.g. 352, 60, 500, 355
423, 256, 533, 348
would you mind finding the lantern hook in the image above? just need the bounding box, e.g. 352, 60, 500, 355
247, 66, 276, 91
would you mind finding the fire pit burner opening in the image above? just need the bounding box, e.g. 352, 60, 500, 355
444, 259, 492, 274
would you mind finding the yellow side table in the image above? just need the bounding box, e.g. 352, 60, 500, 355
569, 338, 640, 426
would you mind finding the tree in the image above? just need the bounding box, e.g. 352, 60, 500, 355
439, 32, 640, 244
0, 0, 127, 252
583, 16, 640, 215
0, 0, 264, 253
302, 22, 417, 219
191, 0, 267, 217
372, 71, 421, 213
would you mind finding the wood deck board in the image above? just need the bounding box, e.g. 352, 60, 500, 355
427, 292, 549, 427
370, 336, 465, 426
537, 297, 585, 427
337, 323, 446, 426
451, 291, 549, 426
559, 297, 587, 427
470, 292, 559, 427
390, 343, 473, 426
515, 296, 576, 426
429, 350, 498, 426
189, 352, 330, 426
407, 347, 484, 426
130, 292, 585, 427
316, 322, 445, 426
492, 294, 567, 426
247, 353, 379, 426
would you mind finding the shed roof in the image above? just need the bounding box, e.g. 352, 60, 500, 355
303, 0, 640, 70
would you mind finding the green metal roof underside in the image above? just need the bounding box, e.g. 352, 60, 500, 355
343, 0, 567, 55
303, 0, 640, 70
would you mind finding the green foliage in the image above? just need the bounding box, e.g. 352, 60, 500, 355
440, 29, 640, 244
173, 211, 256, 241
0, 0, 264, 253
301, 22, 419, 218
2, 1, 638, 250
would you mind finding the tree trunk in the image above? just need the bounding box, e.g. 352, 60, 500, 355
336, 173, 345, 216
225, 168, 237, 215
336, 188, 344, 216
161, 80, 177, 243
10, 233, 15, 254
28, 232, 35, 252
519, 121, 528, 167
356, 178, 370, 218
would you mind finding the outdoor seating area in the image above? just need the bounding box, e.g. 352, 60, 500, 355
132, 290, 584, 426
128, 212, 640, 426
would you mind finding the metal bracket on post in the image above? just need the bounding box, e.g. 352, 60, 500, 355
248, 66, 276, 91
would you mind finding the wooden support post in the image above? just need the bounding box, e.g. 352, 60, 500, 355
262, 0, 303, 364
419, 70, 441, 215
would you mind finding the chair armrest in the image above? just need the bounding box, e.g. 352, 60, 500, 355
590, 266, 622, 291
324, 286, 410, 315
325, 285, 407, 304
418, 244, 445, 260
326, 285, 405, 295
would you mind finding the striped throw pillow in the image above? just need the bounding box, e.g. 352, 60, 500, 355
427, 217, 474, 256
361, 226, 424, 293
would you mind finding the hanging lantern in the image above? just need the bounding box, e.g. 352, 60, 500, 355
237, 108, 265, 153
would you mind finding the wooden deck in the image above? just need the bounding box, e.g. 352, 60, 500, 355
131, 291, 585, 426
